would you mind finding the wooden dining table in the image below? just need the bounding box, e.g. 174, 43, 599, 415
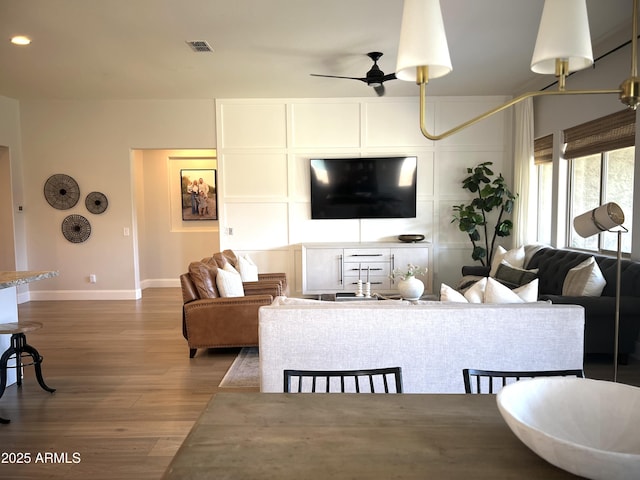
162, 392, 581, 479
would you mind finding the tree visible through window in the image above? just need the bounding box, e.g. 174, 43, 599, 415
564, 110, 635, 255
569, 146, 634, 253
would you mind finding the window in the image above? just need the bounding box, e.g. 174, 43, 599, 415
534, 134, 553, 245
564, 110, 635, 254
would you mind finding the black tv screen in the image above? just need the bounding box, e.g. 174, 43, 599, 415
310, 156, 417, 219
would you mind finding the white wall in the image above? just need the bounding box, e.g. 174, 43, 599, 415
0, 96, 27, 276
16, 100, 216, 299
216, 96, 514, 294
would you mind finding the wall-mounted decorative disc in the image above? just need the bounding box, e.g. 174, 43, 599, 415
44, 174, 80, 210
61, 214, 91, 243
85, 191, 108, 214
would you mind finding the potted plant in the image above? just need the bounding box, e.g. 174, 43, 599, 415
451, 162, 517, 267
390, 264, 428, 300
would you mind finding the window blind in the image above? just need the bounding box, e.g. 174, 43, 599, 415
563, 109, 636, 159
534, 134, 553, 165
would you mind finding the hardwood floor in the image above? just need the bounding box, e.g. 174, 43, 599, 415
1, 288, 638, 480
1, 288, 255, 480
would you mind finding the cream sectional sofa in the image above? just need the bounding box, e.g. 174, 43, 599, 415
258, 298, 585, 393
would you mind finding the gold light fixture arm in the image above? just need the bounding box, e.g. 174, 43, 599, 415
620, 0, 640, 108
416, 0, 639, 142
419, 82, 621, 141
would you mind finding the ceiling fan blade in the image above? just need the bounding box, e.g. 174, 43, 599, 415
373, 84, 386, 96
381, 72, 397, 82
310, 73, 367, 83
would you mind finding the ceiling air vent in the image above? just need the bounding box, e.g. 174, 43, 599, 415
186, 40, 213, 53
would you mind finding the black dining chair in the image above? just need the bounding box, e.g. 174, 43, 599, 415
462, 368, 585, 394
284, 367, 403, 393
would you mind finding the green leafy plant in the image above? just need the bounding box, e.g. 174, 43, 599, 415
451, 162, 517, 267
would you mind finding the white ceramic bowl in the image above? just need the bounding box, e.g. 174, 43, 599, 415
497, 377, 640, 480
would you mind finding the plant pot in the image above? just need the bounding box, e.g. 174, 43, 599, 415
397, 276, 424, 300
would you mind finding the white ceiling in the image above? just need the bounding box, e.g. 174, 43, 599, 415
0, 0, 634, 101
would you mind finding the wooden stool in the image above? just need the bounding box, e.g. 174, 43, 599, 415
0, 321, 56, 424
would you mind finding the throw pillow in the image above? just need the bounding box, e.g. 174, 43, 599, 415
513, 278, 539, 303
216, 266, 245, 297
464, 277, 487, 303
238, 254, 259, 282
494, 261, 538, 289
440, 277, 538, 304
484, 277, 539, 304
489, 245, 525, 277
440, 283, 468, 303
562, 257, 606, 296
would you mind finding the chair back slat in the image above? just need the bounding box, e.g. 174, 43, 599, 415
462, 368, 585, 394
284, 367, 403, 393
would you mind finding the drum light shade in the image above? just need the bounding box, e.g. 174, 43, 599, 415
531, 0, 594, 74
395, 0, 452, 82
573, 202, 625, 238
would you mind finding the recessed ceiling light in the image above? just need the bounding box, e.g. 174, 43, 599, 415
11, 35, 32, 46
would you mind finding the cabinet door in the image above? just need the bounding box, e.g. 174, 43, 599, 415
390, 246, 430, 293
303, 248, 344, 293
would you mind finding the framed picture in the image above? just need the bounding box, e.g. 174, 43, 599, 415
181, 169, 217, 221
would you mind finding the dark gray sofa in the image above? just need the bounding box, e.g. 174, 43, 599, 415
461, 246, 640, 362
527, 247, 640, 362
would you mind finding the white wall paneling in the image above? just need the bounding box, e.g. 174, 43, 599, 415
364, 100, 433, 148
221, 153, 288, 199
222, 202, 289, 250
218, 103, 287, 149
290, 102, 361, 148
216, 97, 513, 296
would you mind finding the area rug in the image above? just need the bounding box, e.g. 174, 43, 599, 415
218, 347, 260, 388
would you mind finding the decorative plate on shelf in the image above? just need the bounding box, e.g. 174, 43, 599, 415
61, 214, 91, 243
398, 234, 425, 243
85, 191, 108, 214
44, 174, 80, 210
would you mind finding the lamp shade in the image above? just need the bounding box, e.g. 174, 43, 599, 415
395, 0, 452, 82
573, 202, 625, 238
531, 0, 593, 74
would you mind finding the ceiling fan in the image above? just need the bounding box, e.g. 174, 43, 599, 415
310, 52, 397, 96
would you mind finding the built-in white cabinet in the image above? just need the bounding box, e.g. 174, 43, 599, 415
302, 242, 432, 295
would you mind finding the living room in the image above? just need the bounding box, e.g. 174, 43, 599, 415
1, 1, 640, 478
0, 0, 637, 306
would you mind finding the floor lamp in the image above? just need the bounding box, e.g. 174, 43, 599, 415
573, 202, 627, 382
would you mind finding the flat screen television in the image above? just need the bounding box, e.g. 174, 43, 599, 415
310, 156, 417, 219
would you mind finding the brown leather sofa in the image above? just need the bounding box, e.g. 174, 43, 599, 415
180, 255, 285, 358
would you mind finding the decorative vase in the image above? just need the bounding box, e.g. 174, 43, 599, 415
397, 276, 424, 300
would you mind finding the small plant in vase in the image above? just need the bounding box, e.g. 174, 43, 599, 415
390, 264, 427, 300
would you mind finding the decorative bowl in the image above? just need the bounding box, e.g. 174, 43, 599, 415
497, 377, 640, 480
398, 234, 425, 243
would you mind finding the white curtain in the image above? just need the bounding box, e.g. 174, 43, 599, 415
512, 97, 535, 247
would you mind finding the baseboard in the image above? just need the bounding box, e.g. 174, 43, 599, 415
16, 280, 179, 302
141, 278, 180, 289
28, 289, 143, 301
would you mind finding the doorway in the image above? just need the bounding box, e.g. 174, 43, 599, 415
0, 146, 16, 270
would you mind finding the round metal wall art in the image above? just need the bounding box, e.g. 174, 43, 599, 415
44, 174, 80, 210
61, 214, 91, 243
85, 191, 109, 214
